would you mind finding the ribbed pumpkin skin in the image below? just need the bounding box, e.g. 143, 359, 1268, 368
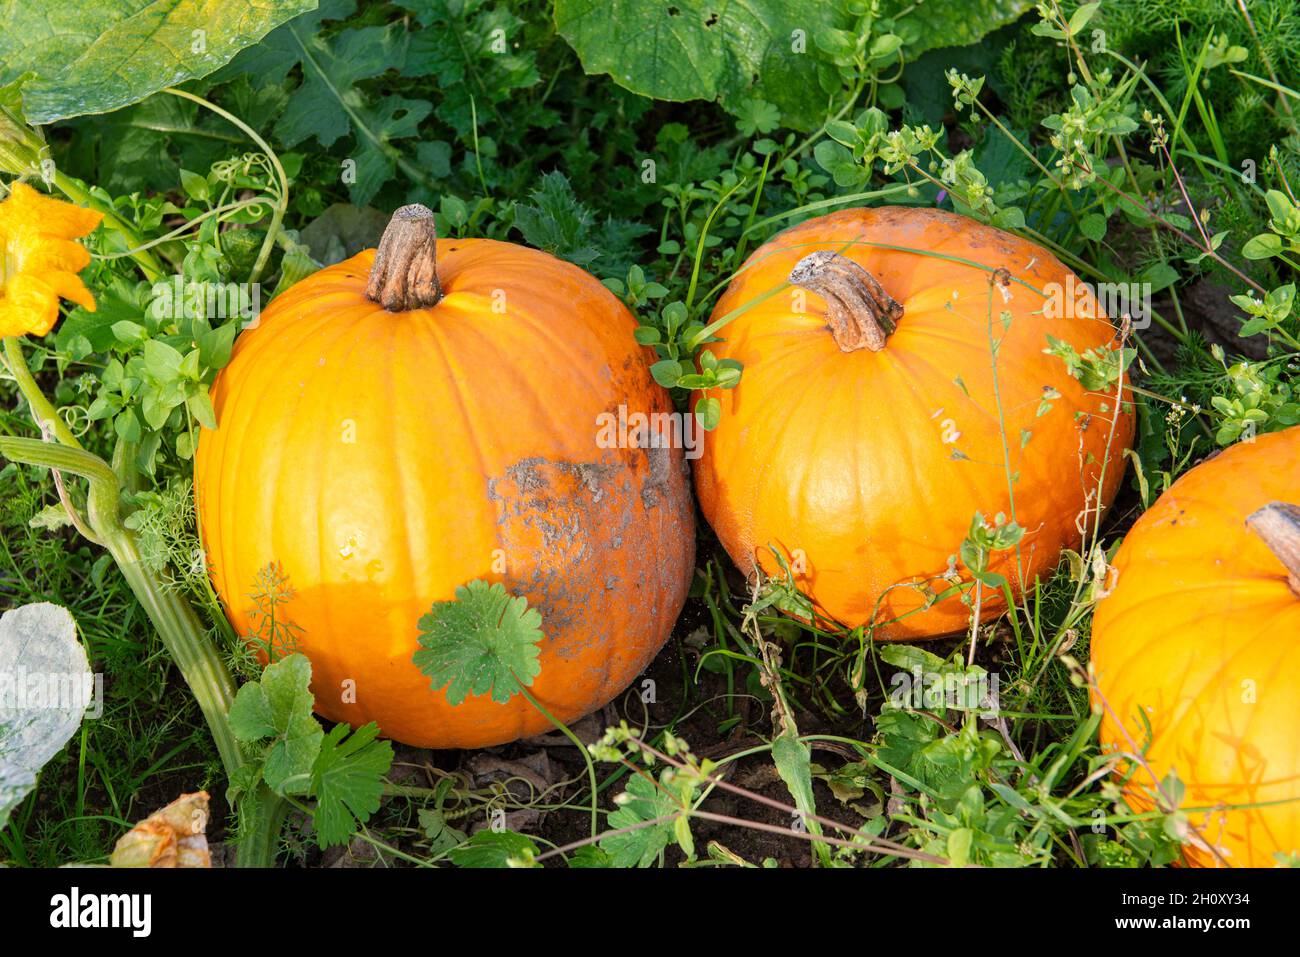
694, 207, 1134, 637
1091, 428, 1300, 867
195, 239, 694, 748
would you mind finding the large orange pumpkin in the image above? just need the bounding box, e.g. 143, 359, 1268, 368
694, 207, 1134, 637
195, 205, 694, 748
1091, 427, 1300, 866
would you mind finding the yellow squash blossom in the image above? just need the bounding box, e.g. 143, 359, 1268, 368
0, 181, 103, 338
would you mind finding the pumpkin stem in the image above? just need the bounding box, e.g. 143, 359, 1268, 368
365, 203, 442, 311
789, 250, 904, 352
1246, 502, 1300, 595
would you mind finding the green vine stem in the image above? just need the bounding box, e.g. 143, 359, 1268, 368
3, 337, 83, 447
1, 335, 292, 866
48, 171, 169, 281
164, 87, 288, 286
517, 684, 600, 838
238, 785, 293, 869
0, 433, 242, 773
94, 198, 275, 261
4, 90, 299, 863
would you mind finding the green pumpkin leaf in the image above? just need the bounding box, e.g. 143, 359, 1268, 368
347, 96, 433, 205
1, 0, 316, 124
899, 0, 1035, 58
555, 0, 849, 131
555, 0, 1031, 130
414, 580, 544, 706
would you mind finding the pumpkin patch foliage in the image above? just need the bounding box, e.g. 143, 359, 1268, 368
1, 0, 1299, 882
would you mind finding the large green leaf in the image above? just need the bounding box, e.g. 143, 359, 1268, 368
554, 0, 1033, 131
0, 603, 93, 829
899, 0, 1035, 57
554, 0, 848, 131
0, 0, 317, 124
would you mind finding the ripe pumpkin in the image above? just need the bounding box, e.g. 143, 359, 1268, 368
1091, 427, 1300, 866
694, 207, 1134, 637
194, 205, 694, 749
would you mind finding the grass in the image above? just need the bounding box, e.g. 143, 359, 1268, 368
0, 479, 221, 866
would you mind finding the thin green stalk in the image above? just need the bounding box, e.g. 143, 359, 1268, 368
731, 152, 771, 270
50, 173, 169, 280
94, 199, 273, 261
518, 684, 599, 837
685, 179, 747, 311
164, 87, 288, 285
974, 100, 1067, 193
1111, 139, 1191, 341
470, 96, 490, 199
983, 277, 1024, 597
742, 183, 915, 239
236, 786, 292, 868
3, 337, 84, 448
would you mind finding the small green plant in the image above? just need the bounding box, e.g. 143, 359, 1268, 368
228, 654, 394, 852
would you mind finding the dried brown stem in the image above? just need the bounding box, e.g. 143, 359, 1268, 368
1246, 502, 1300, 596
365, 203, 441, 311
789, 250, 903, 352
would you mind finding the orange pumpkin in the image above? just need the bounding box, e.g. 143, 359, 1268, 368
194, 205, 694, 748
694, 207, 1134, 637
1091, 427, 1300, 866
